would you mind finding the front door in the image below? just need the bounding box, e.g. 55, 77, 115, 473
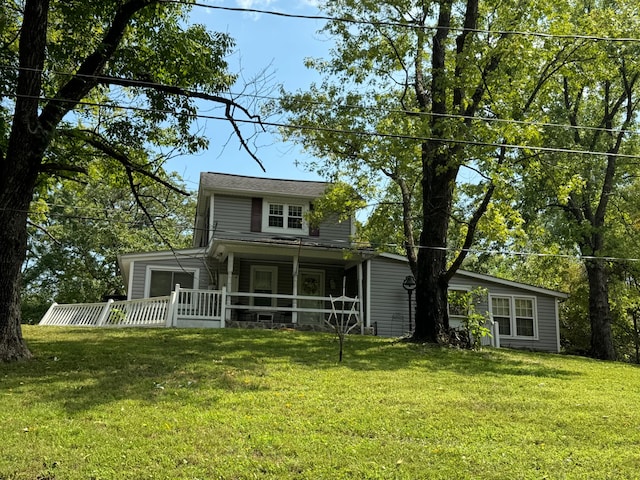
298, 269, 325, 325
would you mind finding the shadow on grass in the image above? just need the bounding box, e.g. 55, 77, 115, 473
3, 326, 579, 414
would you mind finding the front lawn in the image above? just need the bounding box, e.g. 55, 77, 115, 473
1, 326, 639, 479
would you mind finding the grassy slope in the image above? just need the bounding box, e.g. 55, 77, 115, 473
1, 326, 639, 479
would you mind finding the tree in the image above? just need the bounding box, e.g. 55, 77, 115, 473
279, 0, 578, 344
519, 3, 640, 360
0, 0, 260, 361
21, 165, 194, 323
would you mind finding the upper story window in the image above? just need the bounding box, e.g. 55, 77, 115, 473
263, 200, 308, 235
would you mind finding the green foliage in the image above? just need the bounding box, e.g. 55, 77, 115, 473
4, 327, 640, 478
21, 165, 194, 323
448, 288, 492, 350
1, 0, 244, 332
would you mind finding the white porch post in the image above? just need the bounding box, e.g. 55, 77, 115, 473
357, 262, 364, 334
96, 299, 114, 327
167, 284, 180, 327
226, 252, 234, 321
220, 286, 227, 328
292, 255, 299, 324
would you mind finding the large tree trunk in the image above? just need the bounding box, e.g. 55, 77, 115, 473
0, 0, 51, 361
0, 173, 38, 361
585, 259, 616, 360
412, 140, 457, 342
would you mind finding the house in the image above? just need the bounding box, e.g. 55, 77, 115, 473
113, 172, 568, 353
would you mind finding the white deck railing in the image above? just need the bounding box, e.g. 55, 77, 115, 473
38, 286, 361, 330
40, 296, 172, 327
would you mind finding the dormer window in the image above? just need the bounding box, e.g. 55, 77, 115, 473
263, 199, 308, 235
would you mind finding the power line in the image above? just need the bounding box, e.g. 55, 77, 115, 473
8, 90, 640, 162
170, 1, 640, 44
3, 64, 639, 138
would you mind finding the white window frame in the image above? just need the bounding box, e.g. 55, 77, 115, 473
144, 266, 200, 298
250, 265, 278, 307
489, 294, 538, 340
262, 198, 309, 235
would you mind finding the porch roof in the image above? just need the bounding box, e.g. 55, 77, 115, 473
210, 236, 374, 265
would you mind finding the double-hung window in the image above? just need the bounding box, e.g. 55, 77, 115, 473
263, 199, 307, 235
490, 295, 537, 338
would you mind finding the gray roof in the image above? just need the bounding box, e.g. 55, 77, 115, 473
200, 172, 329, 198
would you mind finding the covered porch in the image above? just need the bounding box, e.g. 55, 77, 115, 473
209, 237, 369, 329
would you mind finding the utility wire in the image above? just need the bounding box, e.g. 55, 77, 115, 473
7, 91, 640, 161
167, 0, 640, 44
3, 65, 640, 138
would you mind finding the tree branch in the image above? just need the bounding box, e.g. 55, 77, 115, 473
65, 129, 189, 196
39, 0, 158, 133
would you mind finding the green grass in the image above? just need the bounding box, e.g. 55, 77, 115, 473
2, 327, 640, 479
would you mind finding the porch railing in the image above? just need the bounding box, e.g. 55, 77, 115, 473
39, 296, 171, 327
38, 286, 361, 330
39, 286, 226, 328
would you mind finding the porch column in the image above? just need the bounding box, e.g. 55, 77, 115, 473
292, 255, 299, 324
225, 252, 234, 321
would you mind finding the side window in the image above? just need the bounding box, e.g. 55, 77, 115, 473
149, 270, 195, 297
515, 298, 535, 337
491, 296, 512, 336
490, 296, 537, 338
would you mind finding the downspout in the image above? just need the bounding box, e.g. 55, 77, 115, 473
209, 195, 215, 247
127, 261, 135, 300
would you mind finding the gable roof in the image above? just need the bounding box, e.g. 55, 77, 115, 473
377, 253, 568, 299
199, 172, 329, 199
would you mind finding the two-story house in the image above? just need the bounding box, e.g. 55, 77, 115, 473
116, 172, 568, 352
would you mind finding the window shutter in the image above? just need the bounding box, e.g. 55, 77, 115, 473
309, 202, 320, 237
251, 197, 262, 232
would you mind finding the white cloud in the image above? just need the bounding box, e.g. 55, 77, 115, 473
236, 0, 277, 9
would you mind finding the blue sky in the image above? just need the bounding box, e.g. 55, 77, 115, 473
166, 0, 331, 191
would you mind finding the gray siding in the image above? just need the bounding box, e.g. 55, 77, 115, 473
369, 258, 415, 337
213, 194, 251, 238
316, 214, 352, 245
449, 276, 559, 353
367, 257, 561, 352
212, 194, 352, 245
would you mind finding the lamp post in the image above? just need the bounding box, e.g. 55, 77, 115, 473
402, 275, 416, 332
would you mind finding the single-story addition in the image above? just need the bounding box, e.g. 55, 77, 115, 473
112, 172, 568, 353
